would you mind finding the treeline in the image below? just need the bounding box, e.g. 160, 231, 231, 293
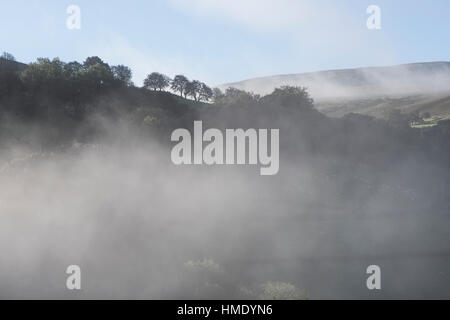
0, 54, 217, 106
0, 55, 133, 105
1, 51, 16, 61
1, 53, 449, 168
144, 73, 213, 102
0, 53, 317, 110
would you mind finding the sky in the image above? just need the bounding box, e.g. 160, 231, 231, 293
1, 0, 449, 86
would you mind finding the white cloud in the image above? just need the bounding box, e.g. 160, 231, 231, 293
168, 0, 385, 50
169, 0, 397, 79
169, 0, 313, 32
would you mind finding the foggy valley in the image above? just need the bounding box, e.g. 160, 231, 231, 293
0, 55, 449, 299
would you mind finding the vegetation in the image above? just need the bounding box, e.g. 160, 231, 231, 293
0, 55, 449, 162
1, 52, 16, 61
1, 54, 449, 299
144, 72, 171, 91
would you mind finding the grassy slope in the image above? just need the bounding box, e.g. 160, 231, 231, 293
407, 95, 450, 119
171, 93, 211, 109
316, 93, 450, 120
3, 58, 447, 120
0, 58, 209, 111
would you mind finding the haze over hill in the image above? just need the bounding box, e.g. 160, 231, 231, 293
1, 53, 450, 299
221, 62, 450, 99
221, 62, 450, 118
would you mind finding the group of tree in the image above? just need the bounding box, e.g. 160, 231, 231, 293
22, 56, 133, 91
143, 72, 171, 92
0, 56, 133, 101
143, 73, 213, 102
0, 55, 138, 121
1, 52, 16, 61
2, 52, 216, 105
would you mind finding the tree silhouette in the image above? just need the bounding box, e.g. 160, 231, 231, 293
212, 88, 224, 102
81, 62, 115, 92
199, 83, 213, 102
144, 72, 171, 91
21, 58, 66, 93
1, 52, 16, 61
214, 87, 260, 107
79, 56, 115, 93
185, 80, 202, 101
112, 65, 133, 87
171, 75, 189, 97
260, 86, 313, 110
64, 61, 83, 77
83, 56, 109, 69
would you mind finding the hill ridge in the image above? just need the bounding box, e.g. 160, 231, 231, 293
220, 61, 450, 101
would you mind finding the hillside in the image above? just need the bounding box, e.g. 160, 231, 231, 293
0, 57, 27, 73
221, 62, 450, 119
1, 56, 450, 300
221, 62, 450, 99
314, 94, 450, 120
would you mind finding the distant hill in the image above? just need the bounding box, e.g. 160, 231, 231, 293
220, 62, 450, 119
221, 62, 450, 99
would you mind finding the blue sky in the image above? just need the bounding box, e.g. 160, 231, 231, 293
1, 0, 449, 86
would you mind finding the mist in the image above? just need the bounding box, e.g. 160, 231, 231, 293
0, 105, 449, 300
222, 62, 450, 101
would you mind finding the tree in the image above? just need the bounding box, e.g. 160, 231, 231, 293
111, 65, 133, 86
185, 80, 202, 101
158, 74, 171, 91
64, 61, 83, 77
214, 87, 260, 107
80, 56, 115, 91
198, 83, 213, 102
21, 58, 66, 92
83, 56, 109, 69
212, 87, 224, 102
171, 75, 189, 97
81, 62, 115, 90
1, 52, 16, 61
144, 72, 171, 91
143, 73, 158, 91
261, 86, 313, 110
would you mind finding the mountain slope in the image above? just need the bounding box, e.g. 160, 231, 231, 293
221, 62, 450, 100
221, 62, 450, 118
313, 94, 450, 119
